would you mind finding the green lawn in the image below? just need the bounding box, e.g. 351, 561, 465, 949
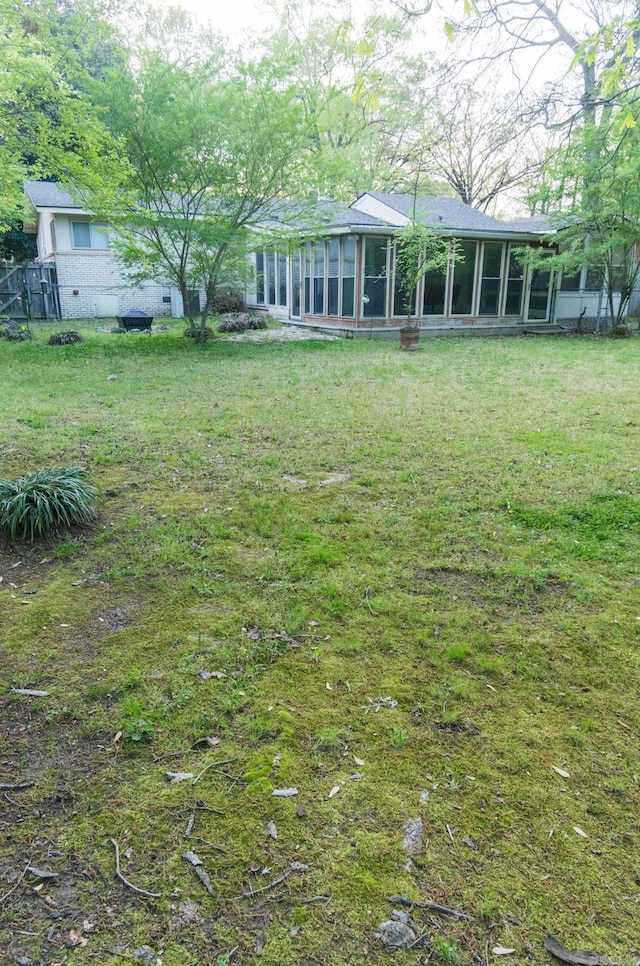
1, 322, 639, 966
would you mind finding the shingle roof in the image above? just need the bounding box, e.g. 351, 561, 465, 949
505, 214, 556, 233
25, 181, 84, 209
360, 192, 523, 233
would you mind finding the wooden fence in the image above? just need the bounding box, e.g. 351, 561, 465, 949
0, 261, 60, 320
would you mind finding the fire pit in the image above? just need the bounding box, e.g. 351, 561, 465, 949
116, 309, 153, 331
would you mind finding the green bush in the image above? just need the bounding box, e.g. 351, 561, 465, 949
0, 466, 100, 540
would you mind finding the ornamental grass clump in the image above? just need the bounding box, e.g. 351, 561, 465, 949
48, 330, 83, 346
0, 466, 100, 541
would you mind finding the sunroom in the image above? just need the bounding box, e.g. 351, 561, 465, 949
248, 193, 556, 332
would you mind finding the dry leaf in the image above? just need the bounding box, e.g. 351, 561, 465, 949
272, 788, 298, 797
245, 626, 260, 641
265, 820, 277, 840
166, 772, 194, 782
68, 930, 89, 948
328, 785, 340, 799
493, 947, 516, 956
325, 682, 332, 690
353, 756, 365, 766
113, 731, 122, 743
198, 670, 226, 680
552, 766, 571, 778
573, 826, 587, 838
192, 735, 221, 747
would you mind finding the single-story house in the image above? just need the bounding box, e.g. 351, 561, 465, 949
23, 181, 180, 320
23, 181, 629, 333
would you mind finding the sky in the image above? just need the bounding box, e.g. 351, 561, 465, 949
182, 0, 272, 41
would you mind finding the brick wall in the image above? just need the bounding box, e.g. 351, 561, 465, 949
55, 251, 172, 319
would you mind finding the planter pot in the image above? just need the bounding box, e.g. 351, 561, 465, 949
399, 326, 420, 350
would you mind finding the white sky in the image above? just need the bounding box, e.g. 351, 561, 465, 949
179, 0, 272, 42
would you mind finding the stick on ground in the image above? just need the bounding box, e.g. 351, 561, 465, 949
387, 895, 474, 921
111, 839, 160, 899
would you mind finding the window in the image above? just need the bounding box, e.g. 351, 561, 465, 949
278, 254, 287, 306
304, 244, 311, 313
505, 250, 525, 314
313, 242, 325, 314
585, 266, 604, 291
527, 255, 553, 320
292, 251, 301, 317
267, 251, 276, 305
451, 240, 477, 314
422, 267, 446, 316
363, 238, 388, 318
342, 238, 355, 317
255, 247, 289, 308
478, 242, 504, 316
71, 221, 108, 249
560, 270, 580, 291
256, 252, 265, 302
393, 245, 417, 317
327, 239, 339, 316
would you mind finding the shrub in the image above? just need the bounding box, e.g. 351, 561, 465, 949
218, 313, 268, 333
0, 466, 100, 541
217, 314, 247, 333
210, 289, 246, 314
1, 318, 32, 341
184, 325, 214, 341
609, 324, 632, 339
48, 330, 83, 346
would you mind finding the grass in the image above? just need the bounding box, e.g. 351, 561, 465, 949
0, 319, 639, 965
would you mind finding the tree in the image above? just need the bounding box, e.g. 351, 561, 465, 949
394, 218, 451, 328
0, 0, 119, 229
88, 9, 313, 338
262, 0, 440, 198
423, 83, 543, 212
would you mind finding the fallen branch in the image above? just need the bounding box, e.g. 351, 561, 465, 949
299, 894, 332, 904
233, 871, 290, 900
9, 688, 49, 697
0, 861, 30, 906
387, 895, 474, 921
0, 782, 34, 791
192, 758, 237, 785
111, 839, 160, 899
545, 935, 614, 966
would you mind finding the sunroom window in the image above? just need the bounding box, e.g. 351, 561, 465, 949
505, 250, 525, 314
342, 238, 355, 317
255, 247, 289, 308
478, 242, 504, 316
363, 238, 388, 318
423, 267, 447, 315
451, 240, 476, 314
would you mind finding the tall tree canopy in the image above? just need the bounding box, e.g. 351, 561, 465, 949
0, 0, 120, 230
87, 9, 314, 334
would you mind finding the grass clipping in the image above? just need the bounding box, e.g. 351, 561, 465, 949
0, 465, 99, 540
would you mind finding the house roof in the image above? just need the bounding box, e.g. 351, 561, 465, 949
357, 192, 516, 233
25, 181, 83, 209
505, 214, 555, 233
